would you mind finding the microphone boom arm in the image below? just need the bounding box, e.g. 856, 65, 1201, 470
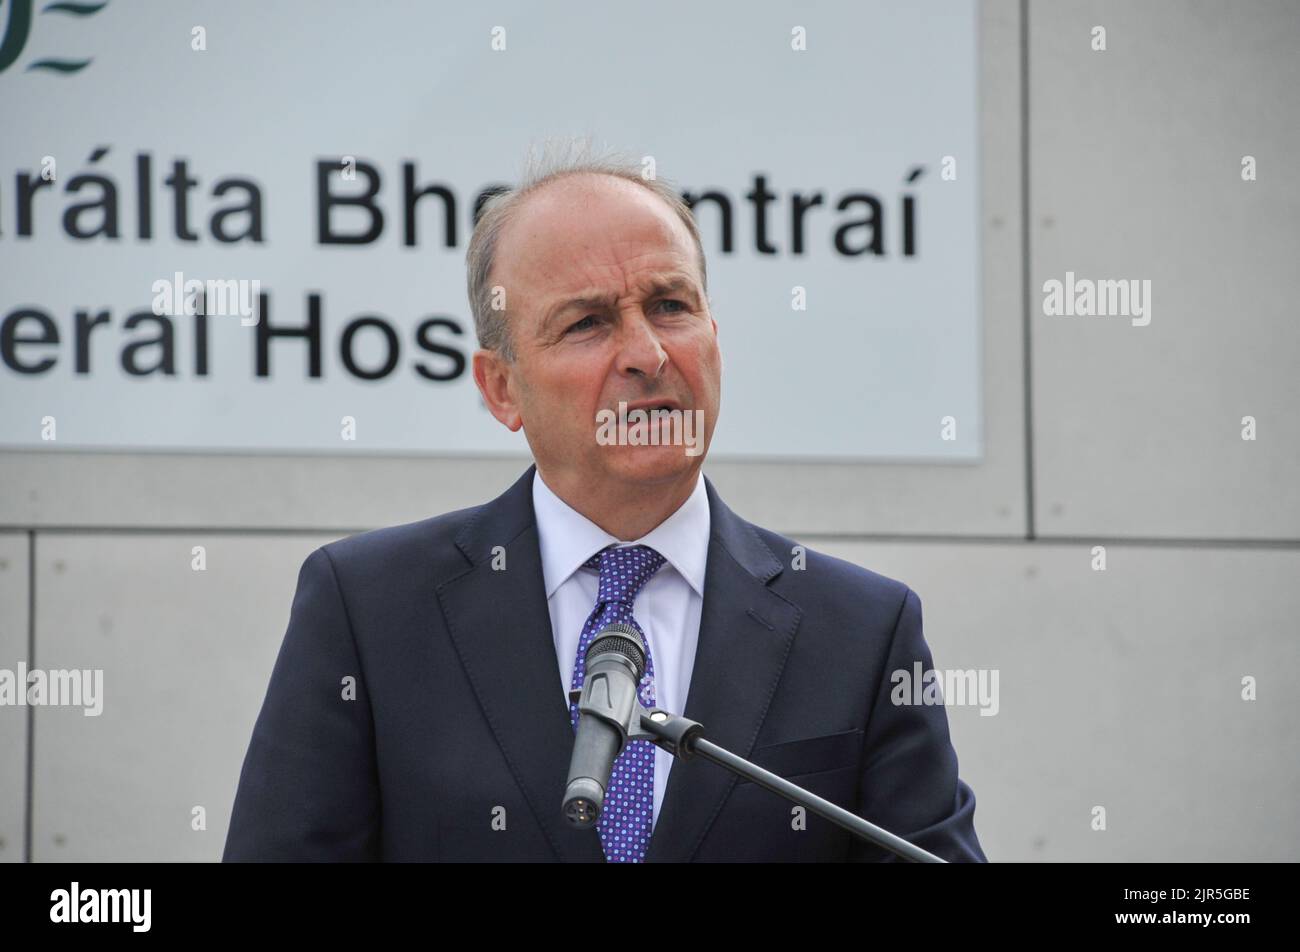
627, 704, 946, 864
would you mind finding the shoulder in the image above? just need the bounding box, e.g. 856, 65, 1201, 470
743, 520, 915, 623
310, 502, 484, 587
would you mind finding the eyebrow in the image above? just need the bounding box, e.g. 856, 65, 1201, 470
540, 276, 701, 334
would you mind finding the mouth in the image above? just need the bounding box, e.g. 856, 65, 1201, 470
622, 399, 682, 413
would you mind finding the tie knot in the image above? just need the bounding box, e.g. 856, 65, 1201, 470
584, 544, 666, 606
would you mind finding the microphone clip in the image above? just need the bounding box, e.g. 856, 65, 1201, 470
565, 688, 705, 762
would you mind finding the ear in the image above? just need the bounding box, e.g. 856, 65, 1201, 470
472, 349, 523, 432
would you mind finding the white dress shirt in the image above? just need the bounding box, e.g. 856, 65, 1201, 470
532, 468, 710, 831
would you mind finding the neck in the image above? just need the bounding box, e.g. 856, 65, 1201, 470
538, 465, 701, 540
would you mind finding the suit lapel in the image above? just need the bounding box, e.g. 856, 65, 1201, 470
644, 476, 802, 862
434, 464, 606, 862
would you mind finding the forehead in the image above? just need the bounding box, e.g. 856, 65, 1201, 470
495, 174, 699, 303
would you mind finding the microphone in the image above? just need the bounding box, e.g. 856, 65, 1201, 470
563, 622, 648, 827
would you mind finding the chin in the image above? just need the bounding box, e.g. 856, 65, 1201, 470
603, 445, 699, 484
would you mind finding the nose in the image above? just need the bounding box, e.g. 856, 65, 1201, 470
616, 312, 668, 378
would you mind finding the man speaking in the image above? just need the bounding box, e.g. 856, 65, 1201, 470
223, 145, 988, 863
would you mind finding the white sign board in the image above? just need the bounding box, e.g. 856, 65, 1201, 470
0, 0, 981, 460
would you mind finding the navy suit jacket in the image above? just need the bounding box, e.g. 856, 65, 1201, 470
224, 464, 987, 862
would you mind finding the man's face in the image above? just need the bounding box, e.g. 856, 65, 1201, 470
474, 174, 721, 492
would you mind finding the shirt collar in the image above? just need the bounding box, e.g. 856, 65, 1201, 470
532, 468, 710, 599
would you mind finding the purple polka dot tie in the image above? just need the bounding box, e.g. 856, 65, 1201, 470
569, 543, 666, 863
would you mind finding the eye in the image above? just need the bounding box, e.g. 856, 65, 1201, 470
656, 299, 688, 314
566, 315, 599, 334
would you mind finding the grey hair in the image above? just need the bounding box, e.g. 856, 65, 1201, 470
465, 137, 708, 362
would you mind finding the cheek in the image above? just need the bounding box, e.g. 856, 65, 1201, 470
683, 338, 722, 391
539, 361, 592, 397
539, 365, 602, 422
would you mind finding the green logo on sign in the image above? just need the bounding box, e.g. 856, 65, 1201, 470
0, 0, 109, 75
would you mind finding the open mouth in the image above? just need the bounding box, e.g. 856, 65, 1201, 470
625, 401, 680, 414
